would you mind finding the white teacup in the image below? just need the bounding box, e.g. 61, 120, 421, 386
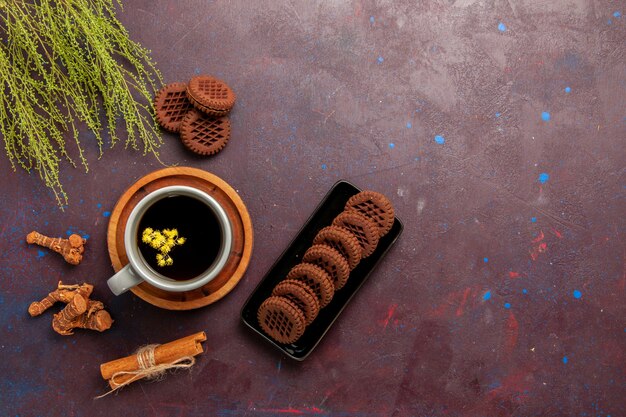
107, 186, 233, 295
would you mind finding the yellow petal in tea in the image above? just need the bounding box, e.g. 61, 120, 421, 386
141, 228, 186, 267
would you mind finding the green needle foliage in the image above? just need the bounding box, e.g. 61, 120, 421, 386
0, 0, 163, 206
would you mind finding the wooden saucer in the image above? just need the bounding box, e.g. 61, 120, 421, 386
107, 167, 253, 310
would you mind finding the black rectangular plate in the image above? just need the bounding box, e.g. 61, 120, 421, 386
240, 180, 403, 360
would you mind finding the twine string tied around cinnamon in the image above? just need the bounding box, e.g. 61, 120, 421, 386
96, 344, 195, 399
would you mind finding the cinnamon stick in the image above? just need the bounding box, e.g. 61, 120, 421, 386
100, 331, 206, 389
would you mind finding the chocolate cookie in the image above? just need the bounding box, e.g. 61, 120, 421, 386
257, 296, 306, 344
313, 226, 362, 270
345, 191, 395, 237
180, 109, 231, 156
186, 75, 236, 117
272, 279, 320, 325
332, 211, 380, 258
153, 82, 193, 132
286, 263, 335, 308
303, 244, 350, 290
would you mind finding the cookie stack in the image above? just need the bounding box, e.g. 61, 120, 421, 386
153, 75, 236, 156
257, 190, 395, 344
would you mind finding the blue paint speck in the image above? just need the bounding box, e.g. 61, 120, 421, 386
495, 112, 501, 118
389, 143, 395, 149
406, 122, 412, 129
370, 16, 375, 24
613, 11, 621, 18
483, 257, 489, 263
573, 289, 582, 299
608, 18, 612, 25
522, 288, 528, 294
531, 217, 537, 223
97, 203, 102, 208
321, 164, 327, 170
488, 380, 502, 390
103, 211, 111, 218
538, 172, 550, 184
434, 135, 445, 144
483, 291, 491, 301
37, 250, 46, 259
564, 86, 571, 93
562, 356, 568, 364
194, 68, 201, 74
377, 56, 384, 63
541, 111, 551, 121
504, 302, 511, 309
498, 22, 506, 32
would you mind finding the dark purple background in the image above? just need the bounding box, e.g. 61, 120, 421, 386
1, 1, 624, 416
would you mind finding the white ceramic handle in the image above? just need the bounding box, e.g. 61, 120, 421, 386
107, 264, 143, 295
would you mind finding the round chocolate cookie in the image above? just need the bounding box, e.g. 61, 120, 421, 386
286, 263, 335, 308
303, 244, 350, 290
313, 225, 362, 270
332, 211, 380, 258
272, 279, 320, 325
153, 82, 193, 132
345, 191, 395, 237
186, 75, 236, 117
257, 296, 306, 344
180, 109, 231, 156
189, 100, 230, 118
